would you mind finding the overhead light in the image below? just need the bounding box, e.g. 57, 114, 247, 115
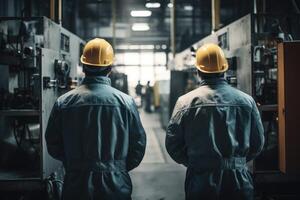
130, 10, 152, 17
132, 23, 150, 31
129, 45, 140, 50
184, 5, 193, 11
116, 45, 129, 50
145, 2, 161, 8
161, 44, 167, 50
140, 45, 155, 50
168, 3, 173, 8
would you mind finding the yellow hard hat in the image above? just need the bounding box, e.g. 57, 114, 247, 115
80, 38, 114, 67
195, 43, 228, 73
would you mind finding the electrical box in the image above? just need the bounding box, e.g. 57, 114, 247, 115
278, 42, 300, 173
0, 17, 85, 192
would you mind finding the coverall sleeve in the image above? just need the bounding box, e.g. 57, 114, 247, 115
45, 101, 64, 161
165, 99, 188, 166
247, 100, 265, 162
126, 101, 146, 171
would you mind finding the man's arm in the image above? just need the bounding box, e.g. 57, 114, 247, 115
165, 99, 188, 166
126, 100, 146, 171
247, 100, 265, 162
45, 101, 64, 161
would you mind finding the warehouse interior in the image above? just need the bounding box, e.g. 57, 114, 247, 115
1, 0, 300, 199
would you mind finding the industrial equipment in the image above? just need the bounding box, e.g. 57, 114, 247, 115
0, 16, 84, 198
168, 14, 300, 198
110, 69, 129, 94
153, 80, 170, 129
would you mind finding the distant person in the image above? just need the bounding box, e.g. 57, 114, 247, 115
144, 81, 152, 113
135, 80, 143, 97
46, 38, 146, 200
166, 43, 264, 200
135, 80, 144, 107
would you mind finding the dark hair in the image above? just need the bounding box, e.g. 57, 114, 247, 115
197, 70, 224, 79
83, 64, 112, 76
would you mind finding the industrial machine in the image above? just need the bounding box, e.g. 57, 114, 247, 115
152, 80, 170, 129
169, 13, 300, 198
110, 69, 129, 94
0, 17, 84, 198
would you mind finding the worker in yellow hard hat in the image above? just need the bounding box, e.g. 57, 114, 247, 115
166, 43, 264, 200
46, 38, 146, 200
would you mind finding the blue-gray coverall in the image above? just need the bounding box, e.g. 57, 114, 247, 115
45, 76, 146, 200
166, 77, 264, 200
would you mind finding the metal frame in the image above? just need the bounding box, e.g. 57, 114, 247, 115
0, 16, 85, 192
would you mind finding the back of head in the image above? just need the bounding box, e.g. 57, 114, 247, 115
195, 43, 228, 79
81, 38, 114, 76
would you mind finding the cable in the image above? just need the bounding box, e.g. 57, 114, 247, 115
292, 0, 300, 14
45, 176, 64, 200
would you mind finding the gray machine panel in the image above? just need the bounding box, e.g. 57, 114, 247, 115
40, 48, 61, 179
0, 17, 85, 183
171, 14, 253, 95
235, 45, 252, 95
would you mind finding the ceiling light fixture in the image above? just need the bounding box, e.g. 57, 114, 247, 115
116, 45, 129, 50
129, 45, 140, 50
140, 45, 155, 49
130, 10, 152, 17
184, 5, 193, 11
145, 2, 161, 8
168, 3, 173, 8
132, 23, 150, 31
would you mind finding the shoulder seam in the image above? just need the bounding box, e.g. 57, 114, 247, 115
59, 104, 129, 110
178, 103, 251, 112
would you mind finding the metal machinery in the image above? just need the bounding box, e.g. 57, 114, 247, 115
110, 69, 129, 95
169, 14, 300, 198
153, 80, 170, 129
0, 17, 85, 198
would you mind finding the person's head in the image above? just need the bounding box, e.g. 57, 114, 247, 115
195, 43, 228, 80
80, 38, 114, 76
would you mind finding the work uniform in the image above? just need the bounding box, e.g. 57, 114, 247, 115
166, 77, 264, 200
45, 76, 146, 200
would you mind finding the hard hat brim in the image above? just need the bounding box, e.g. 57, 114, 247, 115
80, 55, 113, 67
195, 64, 229, 73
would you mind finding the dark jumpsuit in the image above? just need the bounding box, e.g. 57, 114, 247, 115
45, 76, 146, 200
166, 77, 264, 200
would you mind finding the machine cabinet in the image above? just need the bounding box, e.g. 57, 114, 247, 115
278, 42, 300, 173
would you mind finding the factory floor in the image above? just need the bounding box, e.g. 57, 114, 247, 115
130, 109, 186, 200
129, 109, 300, 200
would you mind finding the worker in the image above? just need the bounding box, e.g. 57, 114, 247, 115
166, 43, 264, 200
144, 81, 152, 113
135, 80, 143, 107
45, 38, 146, 200
135, 80, 143, 97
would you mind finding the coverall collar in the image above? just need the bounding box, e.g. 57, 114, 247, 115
199, 77, 227, 86
82, 76, 111, 85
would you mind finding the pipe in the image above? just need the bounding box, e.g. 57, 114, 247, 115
170, 0, 176, 58
58, 0, 62, 25
50, 0, 55, 21
211, 0, 220, 32
192, 0, 196, 36
253, 0, 258, 33
112, 0, 116, 49
24, 0, 32, 17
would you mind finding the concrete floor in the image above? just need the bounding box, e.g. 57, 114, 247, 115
130, 110, 186, 200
